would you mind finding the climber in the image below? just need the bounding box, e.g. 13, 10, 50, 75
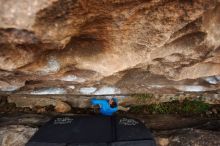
91, 98, 130, 116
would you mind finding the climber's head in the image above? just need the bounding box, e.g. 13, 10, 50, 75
109, 98, 117, 108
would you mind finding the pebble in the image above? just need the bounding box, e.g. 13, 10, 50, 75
212, 108, 218, 114
55, 101, 71, 113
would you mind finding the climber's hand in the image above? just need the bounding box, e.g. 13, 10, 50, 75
118, 106, 130, 112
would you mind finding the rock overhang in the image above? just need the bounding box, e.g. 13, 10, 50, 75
0, 0, 219, 95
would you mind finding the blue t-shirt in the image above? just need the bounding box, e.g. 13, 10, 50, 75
91, 98, 118, 116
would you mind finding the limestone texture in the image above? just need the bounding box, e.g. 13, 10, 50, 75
156, 129, 220, 146
0, 125, 37, 146
8, 96, 71, 113
0, 0, 220, 95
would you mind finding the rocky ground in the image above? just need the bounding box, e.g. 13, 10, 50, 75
0, 116, 220, 146
0, 112, 220, 146
0, 95, 220, 146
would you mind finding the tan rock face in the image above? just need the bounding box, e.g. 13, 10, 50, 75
0, 0, 57, 29
0, 44, 37, 71
8, 96, 71, 113
0, 125, 37, 146
0, 0, 220, 94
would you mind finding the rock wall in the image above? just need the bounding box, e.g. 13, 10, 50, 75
0, 0, 220, 94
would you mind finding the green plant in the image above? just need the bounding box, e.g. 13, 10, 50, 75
147, 102, 177, 114
130, 105, 145, 113
129, 100, 211, 115
182, 100, 210, 113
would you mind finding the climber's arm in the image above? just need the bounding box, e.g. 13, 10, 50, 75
91, 98, 106, 107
